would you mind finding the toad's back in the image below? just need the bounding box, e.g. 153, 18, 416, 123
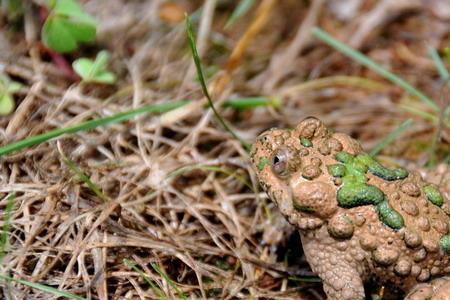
370, 170, 450, 289
250, 117, 450, 299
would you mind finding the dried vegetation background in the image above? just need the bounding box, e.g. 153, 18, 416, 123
1, 0, 450, 299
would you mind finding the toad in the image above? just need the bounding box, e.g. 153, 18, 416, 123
250, 117, 450, 300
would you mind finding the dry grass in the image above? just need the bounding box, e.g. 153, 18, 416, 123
0, 1, 449, 299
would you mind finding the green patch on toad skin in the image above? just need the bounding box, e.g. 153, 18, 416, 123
258, 157, 269, 171
327, 164, 346, 177
423, 185, 444, 207
293, 203, 315, 213
331, 151, 405, 229
355, 153, 408, 181
335, 151, 354, 164
300, 137, 312, 147
440, 235, 450, 255
337, 183, 385, 207
376, 200, 404, 230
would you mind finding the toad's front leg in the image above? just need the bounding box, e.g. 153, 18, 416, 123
405, 277, 450, 300
321, 269, 365, 300
301, 233, 365, 300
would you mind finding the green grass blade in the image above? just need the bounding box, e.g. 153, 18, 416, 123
62, 157, 108, 202
224, 0, 255, 30
123, 259, 167, 300
288, 275, 321, 283
223, 96, 281, 110
0, 274, 87, 300
428, 47, 450, 81
369, 119, 413, 157
151, 263, 187, 300
0, 192, 15, 264
0, 100, 189, 157
185, 15, 250, 151
427, 49, 450, 126
311, 27, 439, 112
399, 104, 438, 123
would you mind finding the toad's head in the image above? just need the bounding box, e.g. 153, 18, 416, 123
250, 117, 362, 230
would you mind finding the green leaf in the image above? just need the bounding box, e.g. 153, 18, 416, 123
0, 94, 15, 115
72, 58, 93, 78
92, 51, 109, 70
72, 51, 116, 84
47, 0, 57, 8
93, 72, 116, 84
61, 17, 96, 43
42, 0, 97, 53
42, 17, 77, 53
7, 82, 22, 93
53, 0, 84, 16
0, 74, 20, 115
53, 0, 97, 29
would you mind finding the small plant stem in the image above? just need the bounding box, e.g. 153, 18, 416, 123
185, 15, 251, 151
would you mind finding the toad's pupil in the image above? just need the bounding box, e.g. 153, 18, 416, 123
272, 148, 290, 177
274, 156, 280, 164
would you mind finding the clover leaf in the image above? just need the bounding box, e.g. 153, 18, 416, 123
0, 75, 22, 115
42, 0, 97, 53
73, 50, 116, 84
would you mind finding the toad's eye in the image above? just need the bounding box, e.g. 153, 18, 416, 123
271, 148, 290, 177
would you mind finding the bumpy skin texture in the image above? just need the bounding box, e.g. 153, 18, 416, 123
250, 117, 450, 300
